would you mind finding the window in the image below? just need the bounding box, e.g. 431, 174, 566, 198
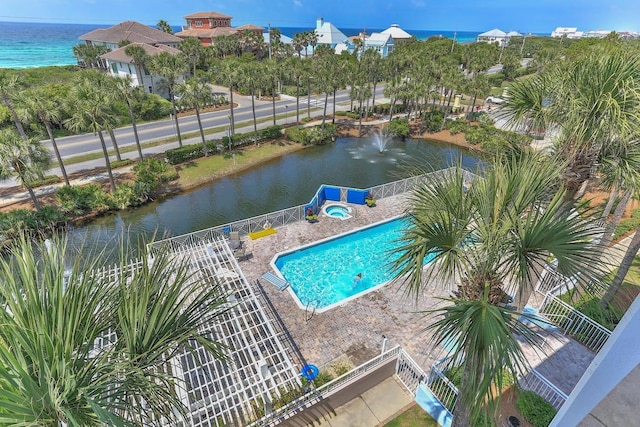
127, 64, 132, 73
195, 20, 203, 27
111, 63, 118, 74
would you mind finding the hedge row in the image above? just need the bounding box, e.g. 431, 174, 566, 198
166, 126, 283, 165
284, 125, 336, 145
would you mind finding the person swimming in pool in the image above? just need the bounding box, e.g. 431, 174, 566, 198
353, 273, 362, 286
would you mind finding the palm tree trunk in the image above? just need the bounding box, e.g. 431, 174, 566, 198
307, 80, 311, 119
170, 94, 183, 147
271, 84, 277, 126
228, 85, 235, 136
332, 89, 337, 124
6, 100, 27, 139
389, 95, 396, 121
25, 184, 41, 212
97, 131, 116, 191
358, 98, 363, 137
372, 78, 378, 108
108, 129, 122, 162
601, 187, 619, 220
600, 188, 632, 250
296, 78, 300, 127
126, 102, 144, 161
195, 105, 206, 145
250, 87, 258, 143
601, 226, 640, 309
321, 93, 328, 129
43, 120, 69, 185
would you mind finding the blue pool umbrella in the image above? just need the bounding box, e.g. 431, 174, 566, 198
301, 364, 319, 380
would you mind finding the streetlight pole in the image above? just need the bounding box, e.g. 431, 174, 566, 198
285, 105, 288, 124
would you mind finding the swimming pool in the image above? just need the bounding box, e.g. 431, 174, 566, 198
271, 217, 435, 312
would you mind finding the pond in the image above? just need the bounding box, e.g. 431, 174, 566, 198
67, 137, 483, 257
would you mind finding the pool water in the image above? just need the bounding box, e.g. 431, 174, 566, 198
324, 205, 351, 219
273, 218, 435, 312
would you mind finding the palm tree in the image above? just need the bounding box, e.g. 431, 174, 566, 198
65, 80, 118, 191
179, 36, 203, 77
72, 43, 108, 69
0, 71, 28, 138
157, 19, 174, 34
503, 52, 640, 199
308, 30, 319, 57
292, 33, 305, 58
0, 128, 50, 211
18, 86, 70, 185
211, 56, 240, 136
238, 60, 263, 142
392, 154, 607, 426
176, 77, 210, 148
0, 235, 228, 425
149, 51, 188, 147
601, 226, 640, 308
124, 43, 150, 88
114, 75, 145, 160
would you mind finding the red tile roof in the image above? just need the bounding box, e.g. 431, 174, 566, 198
184, 11, 232, 19
175, 27, 238, 38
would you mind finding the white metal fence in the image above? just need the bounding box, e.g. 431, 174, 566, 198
426, 357, 459, 412
538, 293, 612, 353
518, 368, 568, 410
150, 168, 477, 254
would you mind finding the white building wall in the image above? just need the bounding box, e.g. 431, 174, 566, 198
550, 295, 640, 426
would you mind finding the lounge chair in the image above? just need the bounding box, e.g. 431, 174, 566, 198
261, 271, 290, 291
229, 231, 242, 249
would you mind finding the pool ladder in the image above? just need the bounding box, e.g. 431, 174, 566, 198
305, 299, 320, 322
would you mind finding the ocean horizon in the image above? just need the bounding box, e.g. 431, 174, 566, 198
0, 21, 485, 69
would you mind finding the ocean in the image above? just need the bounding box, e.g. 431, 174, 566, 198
0, 21, 480, 69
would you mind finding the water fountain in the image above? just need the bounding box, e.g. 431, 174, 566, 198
373, 129, 392, 154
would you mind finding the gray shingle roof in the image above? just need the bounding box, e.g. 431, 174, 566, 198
79, 21, 182, 45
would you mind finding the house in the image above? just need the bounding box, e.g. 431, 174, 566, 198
346, 31, 395, 57
314, 18, 348, 48
175, 12, 263, 47
100, 42, 183, 97
79, 21, 181, 52
551, 27, 583, 39
476, 28, 509, 46
381, 24, 414, 43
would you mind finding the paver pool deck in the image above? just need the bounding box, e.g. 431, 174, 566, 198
236, 193, 595, 399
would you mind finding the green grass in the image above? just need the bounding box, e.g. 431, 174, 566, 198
384, 404, 438, 427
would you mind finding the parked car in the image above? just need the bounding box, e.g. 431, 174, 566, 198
485, 96, 506, 104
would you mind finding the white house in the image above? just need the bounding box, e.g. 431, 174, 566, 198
314, 18, 348, 48
476, 28, 509, 46
100, 42, 183, 97
381, 24, 414, 43
551, 27, 583, 39
346, 32, 395, 57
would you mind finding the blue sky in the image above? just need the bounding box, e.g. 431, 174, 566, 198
1, 0, 639, 33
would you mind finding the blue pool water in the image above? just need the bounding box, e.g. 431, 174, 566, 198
273, 218, 435, 311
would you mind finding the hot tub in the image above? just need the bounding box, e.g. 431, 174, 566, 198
322, 203, 352, 220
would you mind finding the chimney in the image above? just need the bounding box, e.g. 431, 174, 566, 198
316, 17, 324, 30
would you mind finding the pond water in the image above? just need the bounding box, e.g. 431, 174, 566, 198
67, 137, 483, 257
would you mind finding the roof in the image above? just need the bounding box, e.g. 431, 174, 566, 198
79, 21, 182, 45
184, 11, 232, 19
553, 27, 578, 33
263, 32, 292, 44
506, 31, 523, 37
364, 32, 393, 46
381, 24, 412, 39
478, 28, 507, 37
236, 24, 265, 31
176, 27, 238, 38
316, 21, 348, 45
100, 42, 181, 63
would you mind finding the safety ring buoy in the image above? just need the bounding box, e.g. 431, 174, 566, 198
263, 221, 272, 230
301, 364, 319, 380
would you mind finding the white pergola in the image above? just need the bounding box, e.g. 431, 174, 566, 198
93, 237, 302, 426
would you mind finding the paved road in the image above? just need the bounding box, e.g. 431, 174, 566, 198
2, 85, 386, 189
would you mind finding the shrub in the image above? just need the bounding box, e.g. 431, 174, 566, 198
133, 157, 178, 191
387, 117, 410, 139
424, 110, 445, 132
111, 182, 146, 210
344, 111, 361, 120
284, 127, 306, 144
271, 386, 305, 410
110, 159, 134, 169
135, 93, 172, 121
312, 370, 334, 387
221, 125, 283, 149
572, 297, 623, 331
28, 175, 61, 188
56, 184, 112, 216
284, 125, 335, 145
515, 390, 557, 427
477, 113, 496, 126
0, 206, 66, 239
487, 73, 505, 87
445, 118, 469, 135
165, 144, 204, 165
614, 207, 640, 240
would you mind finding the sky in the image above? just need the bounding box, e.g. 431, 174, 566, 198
1, 0, 639, 33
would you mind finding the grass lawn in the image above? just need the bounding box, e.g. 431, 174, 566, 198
174, 140, 305, 189
384, 404, 438, 427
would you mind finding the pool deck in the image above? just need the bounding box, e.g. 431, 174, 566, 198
236, 193, 595, 397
